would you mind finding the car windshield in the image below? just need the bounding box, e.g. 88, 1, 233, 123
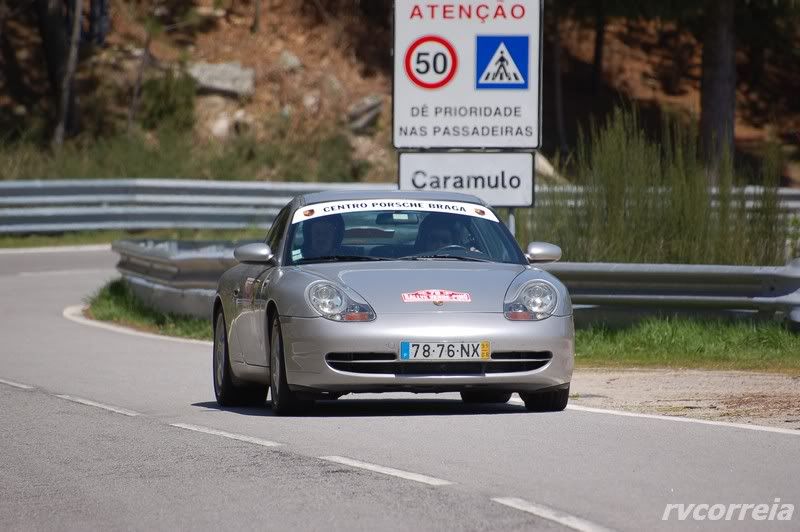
285, 199, 526, 265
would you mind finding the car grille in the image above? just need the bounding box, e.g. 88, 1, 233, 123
325, 352, 552, 375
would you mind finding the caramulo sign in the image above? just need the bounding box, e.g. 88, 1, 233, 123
393, 0, 542, 149
399, 152, 533, 207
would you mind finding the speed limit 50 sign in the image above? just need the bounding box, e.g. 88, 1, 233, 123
404, 36, 458, 89
393, 0, 542, 150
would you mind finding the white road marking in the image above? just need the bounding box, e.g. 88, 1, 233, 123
510, 397, 800, 436
319, 455, 453, 486
18, 268, 114, 277
0, 244, 111, 255
55, 395, 140, 417
0, 378, 34, 390
567, 404, 800, 436
62, 305, 212, 347
492, 497, 615, 532
170, 423, 282, 447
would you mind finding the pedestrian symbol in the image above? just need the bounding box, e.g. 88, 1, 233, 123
476, 36, 529, 90
481, 43, 521, 83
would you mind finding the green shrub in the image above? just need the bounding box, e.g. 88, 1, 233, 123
789, 216, 800, 259
139, 71, 196, 131
517, 107, 788, 266
88, 279, 211, 340
316, 133, 368, 182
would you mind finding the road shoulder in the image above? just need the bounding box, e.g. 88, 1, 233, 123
572, 368, 800, 430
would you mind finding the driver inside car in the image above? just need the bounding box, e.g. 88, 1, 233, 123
416, 214, 458, 252
301, 214, 345, 259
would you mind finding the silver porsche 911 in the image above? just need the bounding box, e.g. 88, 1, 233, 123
212, 190, 574, 415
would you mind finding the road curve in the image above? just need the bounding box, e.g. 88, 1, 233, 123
0, 247, 797, 531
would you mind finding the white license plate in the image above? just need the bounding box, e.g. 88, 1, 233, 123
400, 341, 490, 361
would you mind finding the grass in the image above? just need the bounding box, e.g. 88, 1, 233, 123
516, 107, 789, 266
0, 121, 370, 182
0, 228, 267, 248
86, 279, 212, 341
87, 279, 800, 374
577, 318, 800, 374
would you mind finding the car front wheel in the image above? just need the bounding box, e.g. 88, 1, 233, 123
269, 316, 312, 415
519, 385, 570, 412
213, 312, 266, 407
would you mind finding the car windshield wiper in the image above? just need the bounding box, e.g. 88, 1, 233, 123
295, 255, 391, 264
398, 254, 492, 263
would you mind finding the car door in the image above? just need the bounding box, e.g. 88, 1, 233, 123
242, 206, 290, 367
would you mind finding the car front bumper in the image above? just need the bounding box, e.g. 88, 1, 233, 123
280, 313, 574, 394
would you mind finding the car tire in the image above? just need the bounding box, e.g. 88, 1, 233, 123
213, 312, 266, 407
460, 391, 513, 404
519, 385, 570, 412
270, 316, 312, 416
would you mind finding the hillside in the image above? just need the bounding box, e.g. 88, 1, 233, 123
1, 0, 799, 184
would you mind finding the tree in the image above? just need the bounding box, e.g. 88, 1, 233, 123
546, 0, 568, 153
612, 0, 737, 179
53, 0, 82, 147
251, 0, 261, 33
699, 0, 736, 180
564, 0, 641, 93
126, 24, 153, 132
35, 0, 81, 142
735, 0, 800, 90
591, 0, 606, 94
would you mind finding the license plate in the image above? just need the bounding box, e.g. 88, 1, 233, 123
400, 341, 490, 361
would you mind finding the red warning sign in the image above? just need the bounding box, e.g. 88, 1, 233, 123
404, 35, 458, 90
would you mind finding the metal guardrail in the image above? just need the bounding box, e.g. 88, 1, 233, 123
547, 261, 800, 329
114, 239, 241, 318
3, 179, 799, 234
0, 179, 395, 234
113, 239, 800, 330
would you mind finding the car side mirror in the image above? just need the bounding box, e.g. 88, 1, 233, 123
234, 243, 274, 264
525, 242, 562, 264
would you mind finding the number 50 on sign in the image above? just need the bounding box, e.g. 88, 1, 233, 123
404, 35, 458, 89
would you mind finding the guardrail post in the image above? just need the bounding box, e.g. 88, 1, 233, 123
788, 259, 800, 332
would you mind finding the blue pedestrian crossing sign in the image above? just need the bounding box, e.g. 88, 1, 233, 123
476, 36, 529, 90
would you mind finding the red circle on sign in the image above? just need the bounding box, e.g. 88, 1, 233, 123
404, 35, 458, 90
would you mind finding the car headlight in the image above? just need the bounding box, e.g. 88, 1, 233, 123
306, 281, 375, 322
504, 281, 558, 321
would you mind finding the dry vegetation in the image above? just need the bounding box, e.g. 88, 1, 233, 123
1, 0, 799, 183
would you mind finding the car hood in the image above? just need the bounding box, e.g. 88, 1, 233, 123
296, 261, 527, 314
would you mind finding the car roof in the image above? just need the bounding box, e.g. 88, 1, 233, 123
295, 189, 488, 208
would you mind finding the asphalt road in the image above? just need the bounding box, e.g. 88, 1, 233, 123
0, 247, 798, 531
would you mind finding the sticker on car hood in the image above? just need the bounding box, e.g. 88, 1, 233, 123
401, 289, 472, 303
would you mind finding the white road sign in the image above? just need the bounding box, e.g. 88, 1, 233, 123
393, 0, 542, 149
399, 152, 534, 207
